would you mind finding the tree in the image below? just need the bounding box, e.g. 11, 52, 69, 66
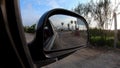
24, 24, 36, 33
73, 0, 111, 29
73, 2, 93, 26
70, 20, 73, 24
67, 24, 70, 30
61, 22, 64, 30
92, 0, 111, 29
61, 22, 64, 26
74, 21, 77, 30
74, 3, 85, 16
70, 20, 73, 30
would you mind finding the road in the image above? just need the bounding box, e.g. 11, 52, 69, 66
42, 47, 120, 68
52, 31, 87, 50
25, 33, 35, 43
25, 32, 120, 68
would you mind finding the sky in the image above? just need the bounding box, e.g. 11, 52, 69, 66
19, 0, 91, 26
19, 0, 120, 29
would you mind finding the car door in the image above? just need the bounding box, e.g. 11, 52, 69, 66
0, 0, 89, 68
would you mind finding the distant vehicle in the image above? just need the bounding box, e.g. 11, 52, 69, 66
0, 0, 89, 68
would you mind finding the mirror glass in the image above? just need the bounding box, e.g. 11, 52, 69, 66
44, 14, 88, 51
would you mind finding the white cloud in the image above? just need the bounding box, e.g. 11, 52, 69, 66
36, 0, 63, 8
46, 0, 62, 8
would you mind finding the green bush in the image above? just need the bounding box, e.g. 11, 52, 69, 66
89, 28, 101, 37
90, 36, 106, 46
90, 36, 114, 47
89, 28, 115, 47
24, 24, 36, 33
89, 28, 105, 46
106, 38, 114, 47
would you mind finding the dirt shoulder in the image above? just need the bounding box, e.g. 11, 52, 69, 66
42, 47, 120, 68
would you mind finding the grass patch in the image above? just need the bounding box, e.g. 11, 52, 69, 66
90, 36, 114, 47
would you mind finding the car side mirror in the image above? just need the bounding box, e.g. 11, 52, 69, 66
28, 8, 89, 67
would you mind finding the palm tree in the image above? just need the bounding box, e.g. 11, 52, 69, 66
61, 22, 64, 30
70, 20, 73, 24
70, 20, 73, 30
74, 21, 77, 30
67, 24, 70, 30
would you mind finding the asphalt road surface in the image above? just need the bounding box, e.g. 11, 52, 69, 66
51, 31, 87, 50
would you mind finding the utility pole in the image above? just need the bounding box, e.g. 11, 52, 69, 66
114, 12, 118, 48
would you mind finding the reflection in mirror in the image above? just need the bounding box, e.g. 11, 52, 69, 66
44, 14, 88, 51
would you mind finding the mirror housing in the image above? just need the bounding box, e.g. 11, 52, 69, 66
28, 8, 89, 66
